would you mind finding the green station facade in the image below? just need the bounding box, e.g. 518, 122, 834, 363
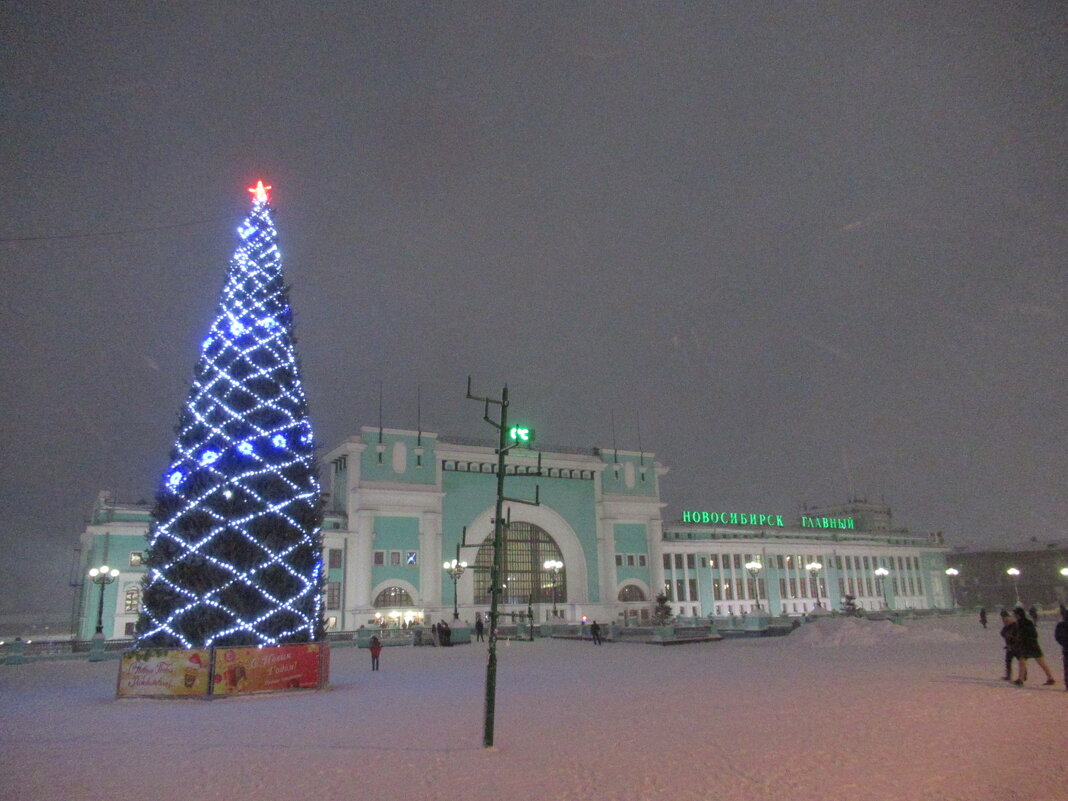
76, 427, 951, 639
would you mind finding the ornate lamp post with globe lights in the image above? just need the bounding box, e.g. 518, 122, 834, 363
88, 565, 121, 636
443, 552, 468, 621
874, 566, 890, 610
544, 559, 563, 618
945, 567, 959, 608
805, 561, 823, 611
1006, 567, 1021, 606
745, 560, 764, 611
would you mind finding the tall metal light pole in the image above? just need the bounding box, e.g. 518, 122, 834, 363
874, 566, 890, 610
944, 567, 959, 608
443, 544, 468, 621
544, 559, 562, 618
805, 561, 823, 611
466, 378, 541, 749
744, 560, 763, 611
88, 565, 120, 636
1006, 567, 1021, 606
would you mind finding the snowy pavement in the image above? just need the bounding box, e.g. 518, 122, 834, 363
1, 615, 1064, 801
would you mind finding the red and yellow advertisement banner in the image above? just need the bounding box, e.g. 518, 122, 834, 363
116, 642, 329, 698
117, 649, 211, 698
212, 642, 327, 696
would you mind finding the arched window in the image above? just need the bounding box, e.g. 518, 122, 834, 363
474, 521, 566, 606
373, 586, 414, 608
618, 585, 646, 603
123, 584, 142, 613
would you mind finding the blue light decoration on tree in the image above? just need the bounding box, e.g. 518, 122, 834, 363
136, 181, 324, 649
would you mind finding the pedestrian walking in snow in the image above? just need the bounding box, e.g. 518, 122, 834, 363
591, 620, 602, 645
369, 636, 383, 671
475, 615, 485, 642
979, 608, 987, 629
999, 610, 1020, 681
1054, 608, 1068, 692
1012, 607, 1055, 686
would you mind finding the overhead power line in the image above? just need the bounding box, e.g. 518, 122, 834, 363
0, 217, 223, 244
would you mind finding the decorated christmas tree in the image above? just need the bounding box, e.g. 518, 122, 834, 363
136, 181, 324, 648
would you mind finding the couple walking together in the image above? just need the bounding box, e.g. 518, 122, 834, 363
999, 606, 1057, 687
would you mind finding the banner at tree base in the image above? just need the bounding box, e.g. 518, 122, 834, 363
212, 642, 330, 696
117, 648, 212, 697
116, 642, 329, 698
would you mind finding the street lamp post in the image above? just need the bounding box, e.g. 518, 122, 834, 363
1006, 567, 1021, 607
88, 565, 121, 636
744, 560, 763, 611
543, 559, 563, 618
443, 546, 468, 621
944, 567, 959, 608
805, 561, 823, 611
874, 566, 890, 610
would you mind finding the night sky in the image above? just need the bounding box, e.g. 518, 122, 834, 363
2, 2, 1065, 617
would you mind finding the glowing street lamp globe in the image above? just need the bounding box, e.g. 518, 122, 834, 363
944, 567, 960, 607
804, 562, 823, 610
443, 558, 468, 620
1006, 567, 1021, 606
744, 561, 763, 610
543, 560, 563, 618
87, 565, 121, 636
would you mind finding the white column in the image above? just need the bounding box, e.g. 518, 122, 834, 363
419, 511, 443, 610
598, 517, 617, 608
648, 516, 665, 600
350, 510, 375, 612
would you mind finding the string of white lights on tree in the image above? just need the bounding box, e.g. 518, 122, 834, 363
136, 181, 324, 649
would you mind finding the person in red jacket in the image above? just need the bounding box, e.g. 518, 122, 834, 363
369, 635, 383, 671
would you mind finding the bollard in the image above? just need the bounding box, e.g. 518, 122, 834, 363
3, 638, 27, 665
89, 633, 108, 662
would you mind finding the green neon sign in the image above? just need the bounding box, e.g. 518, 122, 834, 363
681, 510, 855, 529
508, 425, 534, 444
682, 511, 785, 526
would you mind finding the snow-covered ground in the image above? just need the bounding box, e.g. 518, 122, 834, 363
1, 615, 1064, 801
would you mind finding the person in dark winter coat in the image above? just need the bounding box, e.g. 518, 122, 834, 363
1012, 607, 1055, 686
369, 636, 383, 671
590, 620, 602, 645
999, 610, 1020, 681
475, 615, 485, 642
1054, 608, 1068, 692
979, 608, 987, 629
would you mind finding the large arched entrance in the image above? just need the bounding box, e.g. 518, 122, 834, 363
618, 582, 651, 624
473, 521, 567, 606
372, 585, 422, 626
